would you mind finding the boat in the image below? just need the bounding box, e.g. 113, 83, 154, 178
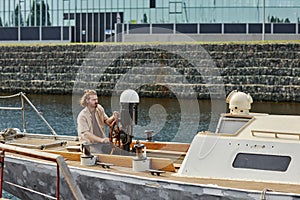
0, 91, 300, 200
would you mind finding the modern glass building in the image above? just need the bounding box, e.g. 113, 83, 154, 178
1, 0, 300, 26
0, 0, 299, 42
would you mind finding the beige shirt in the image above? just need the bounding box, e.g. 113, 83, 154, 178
77, 104, 108, 143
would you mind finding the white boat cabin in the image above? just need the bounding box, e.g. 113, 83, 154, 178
177, 90, 300, 184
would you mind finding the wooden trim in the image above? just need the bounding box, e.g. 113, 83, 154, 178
66, 146, 81, 152
44, 150, 176, 172
146, 149, 186, 156
131, 140, 189, 152
43, 150, 82, 161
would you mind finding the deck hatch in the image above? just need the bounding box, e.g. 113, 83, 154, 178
232, 153, 291, 172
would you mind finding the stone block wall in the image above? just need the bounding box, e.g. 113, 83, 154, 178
0, 43, 299, 102
205, 43, 300, 102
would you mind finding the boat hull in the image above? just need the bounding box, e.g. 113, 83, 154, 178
3, 156, 300, 200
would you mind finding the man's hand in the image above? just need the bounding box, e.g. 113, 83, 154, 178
113, 111, 119, 120
101, 137, 110, 143
105, 111, 120, 126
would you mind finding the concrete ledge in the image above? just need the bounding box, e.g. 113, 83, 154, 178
123, 34, 300, 42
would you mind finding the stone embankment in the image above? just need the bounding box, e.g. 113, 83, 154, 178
0, 43, 299, 102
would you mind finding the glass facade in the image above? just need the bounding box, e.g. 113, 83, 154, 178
0, 0, 300, 27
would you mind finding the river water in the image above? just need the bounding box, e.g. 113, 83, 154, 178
1, 94, 300, 143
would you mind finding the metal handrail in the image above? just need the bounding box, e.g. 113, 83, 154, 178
0, 92, 57, 136
0, 143, 85, 200
0, 93, 21, 99
251, 129, 300, 140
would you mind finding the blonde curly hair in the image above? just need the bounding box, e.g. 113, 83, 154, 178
80, 89, 97, 107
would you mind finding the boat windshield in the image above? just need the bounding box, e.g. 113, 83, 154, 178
215, 116, 251, 134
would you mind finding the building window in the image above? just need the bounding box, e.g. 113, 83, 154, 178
232, 153, 291, 172
150, 0, 156, 8
169, 1, 183, 14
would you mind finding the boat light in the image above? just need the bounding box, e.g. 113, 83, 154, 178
226, 90, 253, 115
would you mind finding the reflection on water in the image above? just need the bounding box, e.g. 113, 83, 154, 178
0, 94, 300, 143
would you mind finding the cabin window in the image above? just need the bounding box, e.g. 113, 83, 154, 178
215, 117, 250, 134
232, 153, 291, 172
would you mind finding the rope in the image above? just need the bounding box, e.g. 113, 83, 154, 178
0, 128, 20, 143
0, 92, 21, 99
261, 188, 273, 200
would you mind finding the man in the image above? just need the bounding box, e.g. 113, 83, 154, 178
77, 89, 119, 153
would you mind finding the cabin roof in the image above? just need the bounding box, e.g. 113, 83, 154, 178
213, 113, 300, 142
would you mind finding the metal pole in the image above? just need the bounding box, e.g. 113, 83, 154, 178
69, 0, 71, 42
73, 0, 77, 42
60, 0, 65, 41
21, 93, 26, 132
296, 12, 298, 34
262, 0, 265, 41
2, 0, 5, 27
0, 144, 85, 200
23, 0, 27, 26
13, 0, 15, 26
86, 0, 88, 42
39, 0, 42, 40
80, 0, 82, 42
23, 0, 26, 27
34, 0, 37, 26
51, 0, 53, 27
45, 0, 48, 27
61, 0, 64, 41
20, 92, 57, 136
104, 0, 106, 41
8, 0, 10, 26
110, 0, 112, 42
57, 0, 59, 26
29, 0, 31, 26
18, 0, 21, 41
98, 0, 100, 42
92, 0, 95, 42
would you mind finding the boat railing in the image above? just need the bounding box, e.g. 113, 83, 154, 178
0, 143, 85, 200
251, 129, 300, 140
0, 92, 57, 135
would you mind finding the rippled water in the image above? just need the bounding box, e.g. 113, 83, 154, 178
0, 94, 222, 143
1, 94, 300, 143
